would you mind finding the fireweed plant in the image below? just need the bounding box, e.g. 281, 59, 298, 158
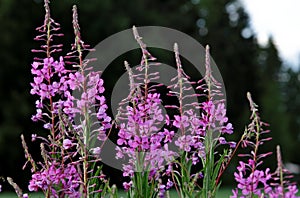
1, 1, 299, 198
114, 28, 234, 198
5, 1, 116, 198
114, 27, 177, 198
230, 93, 300, 198
169, 44, 235, 198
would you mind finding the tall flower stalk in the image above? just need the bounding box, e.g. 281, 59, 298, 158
200, 46, 233, 198
166, 44, 235, 198
115, 26, 175, 198
10, 1, 113, 197
231, 93, 299, 198
63, 5, 112, 197
27, 0, 83, 197
231, 92, 273, 197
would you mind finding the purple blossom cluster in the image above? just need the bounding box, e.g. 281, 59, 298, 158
116, 92, 176, 190
30, 55, 110, 135
22, 1, 112, 197
30, 56, 71, 124
232, 162, 272, 197
68, 70, 111, 140
159, 44, 237, 197
114, 28, 180, 196
269, 185, 299, 198
231, 93, 300, 198
28, 162, 81, 198
201, 101, 233, 135
171, 100, 235, 157
169, 44, 234, 148
30, 57, 67, 102
114, 34, 237, 197
232, 162, 300, 198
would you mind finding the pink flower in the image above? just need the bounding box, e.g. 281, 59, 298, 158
31, 134, 37, 142
219, 137, 227, 144
63, 139, 72, 150
173, 115, 189, 128
91, 147, 101, 155
123, 181, 132, 191
175, 135, 192, 152
28, 163, 80, 196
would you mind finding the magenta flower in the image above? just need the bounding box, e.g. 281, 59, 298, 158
218, 137, 227, 144
173, 115, 189, 128
158, 183, 166, 198
222, 123, 233, 134
63, 139, 73, 150
116, 92, 174, 177
28, 163, 81, 197
234, 168, 272, 196
175, 135, 193, 152
31, 134, 37, 142
30, 57, 66, 100
90, 147, 101, 156
123, 181, 132, 191
166, 179, 173, 189
201, 100, 233, 134
122, 164, 134, 177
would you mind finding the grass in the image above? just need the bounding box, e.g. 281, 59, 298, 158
0, 188, 232, 197
117, 188, 232, 197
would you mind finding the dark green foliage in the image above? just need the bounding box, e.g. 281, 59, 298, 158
258, 38, 292, 165
282, 67, 300, 164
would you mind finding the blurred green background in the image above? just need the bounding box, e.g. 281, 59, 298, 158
0, 0, 300, 192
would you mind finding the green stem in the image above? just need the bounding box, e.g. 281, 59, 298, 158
203, 129, 214, 198
75, 31, 90, 198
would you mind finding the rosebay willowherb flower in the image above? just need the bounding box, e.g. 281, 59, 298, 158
163, 43, 236, 198
115, 27, 177, 198
7, 1, 114, 197
114, 27, 236, 198
231, 93, 300, 198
